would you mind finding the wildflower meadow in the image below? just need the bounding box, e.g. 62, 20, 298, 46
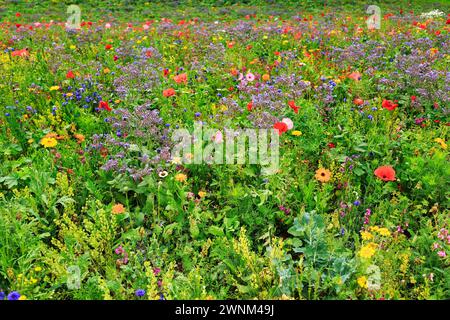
0, 0, 449, 302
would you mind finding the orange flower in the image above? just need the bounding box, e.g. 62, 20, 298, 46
173, 73, 187, 84
374, 166, 396, 181
112, 203, 126, 214
163, 88, 176, 97
175, 173, 187, 182
315, 168, 332, 183
262, 74, 270, 81
73, 133, 85, 143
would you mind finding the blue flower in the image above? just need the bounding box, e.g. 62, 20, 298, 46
354, 200, 361, 206
0, 291, 5, 300
7, 291, 21, 301
135, 289, 146, 297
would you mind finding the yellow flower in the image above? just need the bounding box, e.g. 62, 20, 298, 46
291, 130, 302, 136
34, 266, 42, 272
377, 227, 391, 237
103, 68, 111, 74
49, 86, 60, 91
357, 276, 368, 288
359, 243, 377, 259
40, 137, 58, 148
434, 138, 447, 150
175, 173, 187, 182
70, 45, 76, 50
19, 295, 27, 300
198, 191, 207, 198
315, 168, 332, 183
361, 231, 373, 241
66, 92, 73, 97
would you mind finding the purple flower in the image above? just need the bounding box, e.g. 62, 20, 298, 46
0, 291, 5, 300
7, 291, 21, 301
135, 289, 146, 297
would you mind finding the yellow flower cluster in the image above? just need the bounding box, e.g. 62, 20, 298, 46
368, 226, 391, 237
359, 242, 377, 259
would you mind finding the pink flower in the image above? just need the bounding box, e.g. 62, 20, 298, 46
105, 23, 111, 28
437, 251, 446, 258
143, 24, 150, 30
281, 117, 294, 130
212, 130, 223, 144
245, 73, 255, 82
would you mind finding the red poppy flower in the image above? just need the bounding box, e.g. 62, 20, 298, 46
382, 99, 398, 111
273, 122, 288, 135
288, 100, 299, 114
105, 44, 112, 50
374, 166, 396, 181
11, 48, 29, 57
328, 142, 336, 148
15, 12, 21, 17
99, 100, 112, 111
163, 68, 170, 77
247, 101, 253, 111
66, 70, 75, 79
163, 88, 176, 97
353, 98, 364, 106
173, 73, 187, 84
411, 95, 417, 102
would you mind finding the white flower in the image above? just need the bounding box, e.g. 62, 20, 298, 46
420, 10, 444, 18
158, 171, 168, 178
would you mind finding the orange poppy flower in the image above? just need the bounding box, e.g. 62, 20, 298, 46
163, 88, 176, 97
374, 166, 396, 181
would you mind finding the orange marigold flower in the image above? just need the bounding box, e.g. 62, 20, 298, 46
315, 168, 332, 183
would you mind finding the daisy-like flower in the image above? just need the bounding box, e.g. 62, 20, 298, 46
40, 137, 58, 148
359, 243, 377, 259
175, 173, 187, 182
315, 168, 332, 183
291, 130, 302, 136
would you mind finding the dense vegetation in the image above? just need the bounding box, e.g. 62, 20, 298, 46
0, 0, 449, 300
